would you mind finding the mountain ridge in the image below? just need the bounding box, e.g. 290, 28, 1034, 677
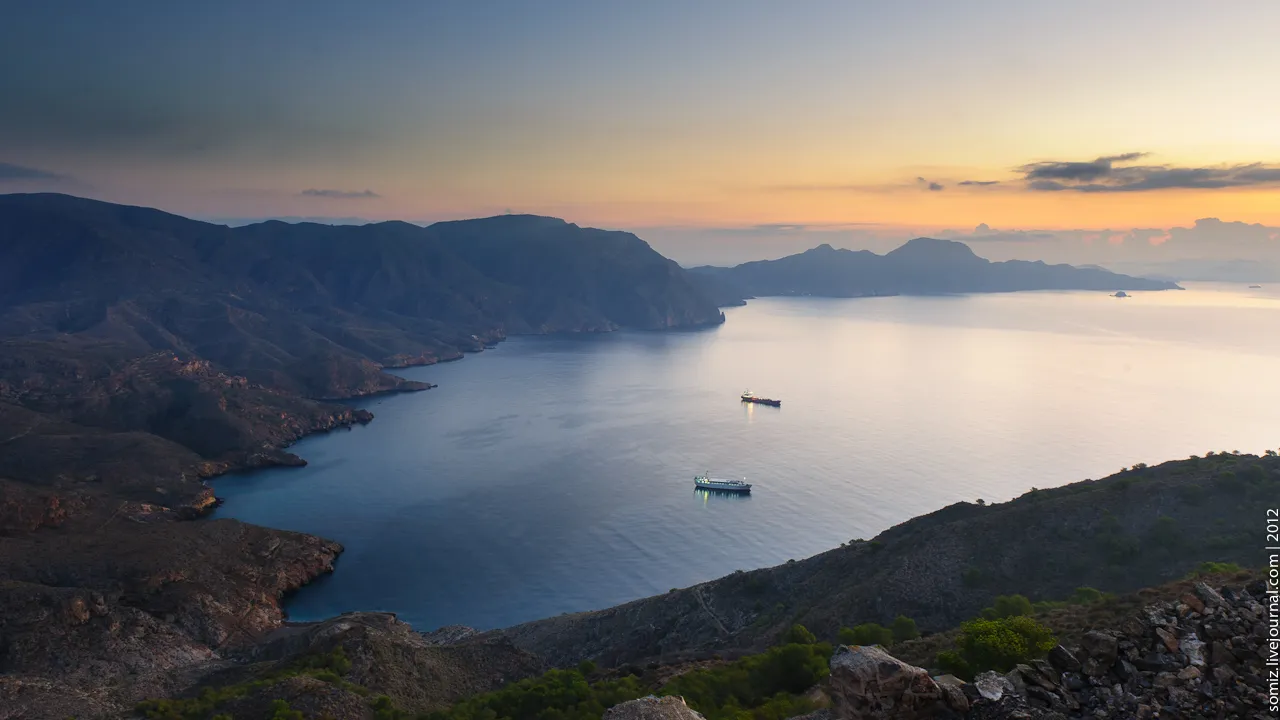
688, 238, 1180, 303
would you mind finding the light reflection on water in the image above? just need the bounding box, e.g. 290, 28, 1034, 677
212, 284, 1280, 631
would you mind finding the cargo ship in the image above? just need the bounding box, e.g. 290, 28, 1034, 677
741, 390, 781, 407
693, 473, 752, 493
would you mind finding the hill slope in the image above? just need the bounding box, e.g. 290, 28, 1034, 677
689, 239, 1180, 302
0, 193, 725, 719
0, 194, 724, 397
488, 452, 1274, 668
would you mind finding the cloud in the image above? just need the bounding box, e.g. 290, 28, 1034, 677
958, 180, 1000, 186
0, 161, 70, 182
300, 188, 381, 199
915, 177, 944, 192
1017, 153, 1280, 192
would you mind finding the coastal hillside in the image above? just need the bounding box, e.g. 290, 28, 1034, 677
688, 239, 1181, 303
487, 452, 1274, 668
0, 194, 724, 396
5, 453, 1269, 718
0, 193, 724, 719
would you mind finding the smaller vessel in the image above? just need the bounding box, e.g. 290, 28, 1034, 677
741, 390, 781, 406
694, 472, 752, 493
1249, 285, 1262, 289
1113, 291, 1129, 298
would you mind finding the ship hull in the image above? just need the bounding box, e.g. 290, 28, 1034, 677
694, 481, 751, 493
741, 397, 781, 407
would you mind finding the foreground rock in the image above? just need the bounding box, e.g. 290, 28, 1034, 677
604, 695, 706, 720
827, 645, 958, 719
819, 579, 1272, 719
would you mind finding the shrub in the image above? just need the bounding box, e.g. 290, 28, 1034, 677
954, 616, 1056, 676
891, 615, 919, 643
269, 700, 303, 720
980, 594, 1033, 620
431, 639, 833, 720
577, 659, 597, 675
961, 566, 985, 587
935, 650, 972, 679
1068, 586, 1111, 605
1214, 471, 1243, 491
663, 642, 832, 719
838, 623, 894, 647
1241, 464, 1268, 485
782, 624, 816, 645
1145, 516, 1182, 550
1186, 561, 1244, 578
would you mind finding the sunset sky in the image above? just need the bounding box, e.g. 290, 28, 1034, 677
2, 1, 1278, 263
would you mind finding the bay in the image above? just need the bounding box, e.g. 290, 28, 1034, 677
212, 283, 1280, 631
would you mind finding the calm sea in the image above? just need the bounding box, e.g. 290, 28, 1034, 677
212, 283, 1280, 631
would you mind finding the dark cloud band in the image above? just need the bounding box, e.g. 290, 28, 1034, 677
300, 189, 381, 199
0, 161, 69, 182
1017, 154, 1280, 192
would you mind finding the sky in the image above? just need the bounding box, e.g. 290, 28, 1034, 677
2, 0, 1279, 267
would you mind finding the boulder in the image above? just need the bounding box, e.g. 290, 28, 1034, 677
1079, 630, 1118, 665
827, 645, 946, 719
604, 695, 705, 720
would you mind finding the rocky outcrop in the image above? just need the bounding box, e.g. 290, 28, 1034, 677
827, 645, 960, 719
0, 519, 342, 718
819, 579, 1273, 719
604, 695, 706, 720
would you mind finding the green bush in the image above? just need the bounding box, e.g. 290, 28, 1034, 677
890, 616, 919, 643
136, 647, 362, 720
427, 668, 644, 720
961, 566, 985, 587
954, 616, 1056, 676
662, 642, 832, 720
1213, 470, 1243, 491
782, 624, 816, 645
1186, 561, 1244, 578
430, 639, 833, 720
934, 650, 972, 680
269, 700, 303, 720
838, 623, 893, 647
1067, 586, 1110, 605
979, 594, 1033, 620
1145, 516, 1182, 550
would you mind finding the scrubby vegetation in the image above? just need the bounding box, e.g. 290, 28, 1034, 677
425, 631, 832, 720
835, 614, 919, 647
935, 615, 1057, 680
1187, 560, 1244, 578
135, 648, 369, 720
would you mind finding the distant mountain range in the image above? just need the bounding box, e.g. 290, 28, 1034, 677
1095, 258, 1280, 284
0, 194, 724, 399
688, 238, 1181, 304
